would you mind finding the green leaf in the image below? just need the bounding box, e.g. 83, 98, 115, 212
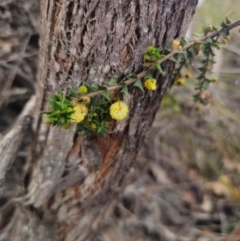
169, 56, 178, 63
192, 94, 199, 102
180, 50, 187, 60
145, 72, 153, 79
85, 83, 97, 92
101, 91, 110, 100
155, 62, 164, 75
144, 54, 153, 62
198, 67, 205, 72
196, 75, 204, 80
180, 37, 187, 46
225, 17, 231, 24
120, 85, 129, 96
108, 77, 117, 86
91, 96, 99, 106
157, 54, 165, 60
97, 125, 104, 133
134, 79, 144, 92
194, 86, 201, 90
193, 33, 201, 37
68, 88, 78, 98
127, 73, 138, 78
97, 85, 107, 91
220, 22, 228, 28
49, 100, 62, 110
205, 38, 213, 44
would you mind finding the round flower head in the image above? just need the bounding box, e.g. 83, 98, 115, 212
175, 77, 185, 86
144, 78, 157, 91
194, 104, 201, 112
204, 24, 213, 35
172, 40, 181, 51
211, 77, 218, 83
80, 96, 91, 104
44, 117, 52, 125
184, 73, 191, 79
110, 101, 129, 121
62, 122, 71, 129
78, 85, 88, 95
194, 43, 202, 51
71, 103, 88, 123
90, 123, 97, 131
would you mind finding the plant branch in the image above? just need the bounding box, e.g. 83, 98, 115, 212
80, 19, 240, 99
195, 43, 211, 101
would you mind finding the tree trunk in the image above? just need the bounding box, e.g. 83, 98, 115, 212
1, 0, 198, 240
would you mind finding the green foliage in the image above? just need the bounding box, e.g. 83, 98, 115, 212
76, 96, 111, 136
41, 92, 74, 128
133, 79, 144, 92
144, 46, 164, 62
170, 18, 235, 107
42, 17, 238, 135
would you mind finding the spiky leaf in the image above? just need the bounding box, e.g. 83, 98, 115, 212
134, 79, 144, 92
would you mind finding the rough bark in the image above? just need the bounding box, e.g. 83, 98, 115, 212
1, 0, 198, 240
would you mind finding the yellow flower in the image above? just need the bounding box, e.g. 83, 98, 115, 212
71, 103, 88, 123
87, 118, 92, 122
194, 104, 201, 112
44, 117, 52, 125
80, 96, 91, 104
110, 101, 129, 121
221, 38, 228, 44
204, 24, 213, 35
211, 77, 218, 83
175, 78, 185, 86
90, 123, 97, 131
71, 99, 78, 106
78, 85, 88, 95
221, 36, 230, 44
194, 43, 202, 51
184, 73, 191, 79
62, 123, 71, 129
144, 78, 157, 90
172, 40, 181, 51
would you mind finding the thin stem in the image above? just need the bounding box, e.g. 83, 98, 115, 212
195, 43, 211, 102
80, 19, 240, 99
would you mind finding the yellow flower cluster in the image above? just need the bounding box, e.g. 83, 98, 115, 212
144, 78, 157, 90
110, 101, 129, 121
194, 43, 202, 51
172, 40, 181, 51
78, 85, 88, 95
71, 103, 88, 123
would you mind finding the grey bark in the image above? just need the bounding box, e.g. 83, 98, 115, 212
0, 0, 198, 240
